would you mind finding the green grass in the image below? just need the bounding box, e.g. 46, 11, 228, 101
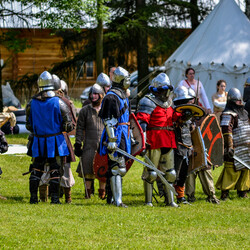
0, 134, 249, 249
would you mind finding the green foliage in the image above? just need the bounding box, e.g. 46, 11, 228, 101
1, 135, 250, 248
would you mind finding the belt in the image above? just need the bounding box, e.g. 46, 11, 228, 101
147, 126, 174, 131
34, 131, 62, 138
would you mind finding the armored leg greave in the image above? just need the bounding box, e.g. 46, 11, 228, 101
159, 150, 178, 207
110, 175, 123, 207
142, 167, 157, 206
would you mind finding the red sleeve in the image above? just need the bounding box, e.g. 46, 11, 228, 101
172, 109, 182, 122
136, 112, 151, 124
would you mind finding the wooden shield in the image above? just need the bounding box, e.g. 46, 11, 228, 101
188, 127, 207, 175
130, 113, 146, 156
175, 104, 205, 117
200, 114, 224, 166
93, 151, 109, 183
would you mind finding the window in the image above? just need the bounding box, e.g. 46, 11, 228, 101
86, 61, 94, 78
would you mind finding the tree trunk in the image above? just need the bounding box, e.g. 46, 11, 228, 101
246, 0, 250, 20
190, 0, 199, 30
96, 1, 103, 75
136, 0, 149, 101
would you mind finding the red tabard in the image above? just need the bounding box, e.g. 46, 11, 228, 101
136, 106, 181, 149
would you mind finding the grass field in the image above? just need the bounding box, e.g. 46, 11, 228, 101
0, 134, 249, 249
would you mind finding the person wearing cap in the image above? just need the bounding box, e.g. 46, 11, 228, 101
98, 66, 131, 207
25, 71, 74, 204
74, 83, 105, 199
216, 88, 250, 200
136, 73, 186, 207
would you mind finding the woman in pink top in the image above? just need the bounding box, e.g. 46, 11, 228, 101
178, 68, 212, 114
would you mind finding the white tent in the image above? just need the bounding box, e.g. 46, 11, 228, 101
165, 0, 250, 109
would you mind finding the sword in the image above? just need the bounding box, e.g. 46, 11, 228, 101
233, 155, 250, 170
110, 146, 177, 195
144, 154, 177, 195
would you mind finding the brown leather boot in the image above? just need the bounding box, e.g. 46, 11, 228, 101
85, 189, 92, 199
39, 185, 48, 202
220, 190, 229, 201
237, 191, 248, 198
64, 187, 72, 203
98, 189, 106, 200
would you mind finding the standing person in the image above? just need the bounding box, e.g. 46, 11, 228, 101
172, 86, 199, 205
0, 129, 8, 200
216, 88, 250, 199
179, 68, 219, 204
56, 79, 76, 203
243, 77, 250, 118
98, 66, 131, 207
212, 80, 227, 122
74, 83, 105, 199
178, 68, 212, 114
26, 71, 74, 204
136, 73, 185, 207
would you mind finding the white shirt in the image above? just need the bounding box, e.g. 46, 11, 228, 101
178, 79, 211, 110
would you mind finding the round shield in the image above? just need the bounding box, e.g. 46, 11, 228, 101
175, 104, 205, 117
93, 151, 109, 183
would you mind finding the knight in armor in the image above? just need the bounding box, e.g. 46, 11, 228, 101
55, 78, 77, 203
216, 88, 250, 200
25, 71, 74, 204
74, 83, 105, 199
98, 66, 131, 207
136, 73, 183, 207
172, 86, 197, 205
243, 77, 250, 118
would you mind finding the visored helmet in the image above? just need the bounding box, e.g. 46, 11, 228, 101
112, 66, 131, 90
227, 88, 242, 104
149, 73, 173, 102
151, 73, 171, 88
52, 74, 61, 91
60, 80, 68, 96
37, 71, 53, 91
96, 73, 111, 87
173, 86, 195, 102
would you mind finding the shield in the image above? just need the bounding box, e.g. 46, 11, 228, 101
130, 112, 146, 156
200, 114, 224, 166
93, 152, 109, 183
188, 127, 207, 175
93, 113, 143, 182
175, 104, 205, 117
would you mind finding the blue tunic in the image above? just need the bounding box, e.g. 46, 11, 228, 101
29, 96, 69, 158
99, 91, 131, 156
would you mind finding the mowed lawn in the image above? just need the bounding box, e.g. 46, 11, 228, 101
0, 134, 249, 249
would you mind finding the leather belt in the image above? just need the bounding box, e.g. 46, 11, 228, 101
147, 126, 174, 131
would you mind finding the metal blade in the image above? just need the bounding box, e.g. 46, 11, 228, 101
233, 155, 250, 170
114, 147, 177, 195
144, 154, 177, 195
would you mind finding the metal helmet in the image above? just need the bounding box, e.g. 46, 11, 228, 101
243, 77, 250, 102
96, 73, 111, 87
227, 88, 242, 104
37, 71, 53, 91
173, 86, 196, 102
151, 73, 171, 88
52, 74, 61, 91
112, 66, 131, 90
90, 83, 105, 96
60, 80, 68, 96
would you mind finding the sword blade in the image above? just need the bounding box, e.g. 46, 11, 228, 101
114, 147, 164, 175
144, 155, 177, 195
114, 147, 177, 195
233, 155, 250, 170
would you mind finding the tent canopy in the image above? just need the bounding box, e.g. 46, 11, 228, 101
165, 0, 250, 109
